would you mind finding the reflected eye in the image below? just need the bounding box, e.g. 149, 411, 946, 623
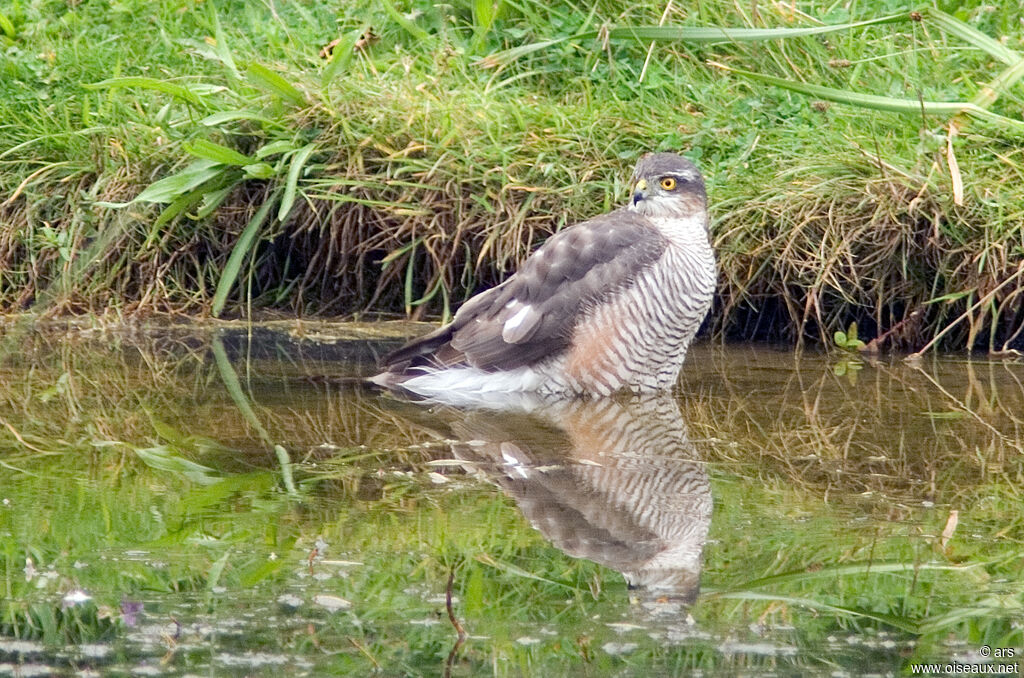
660, 177, 677, 190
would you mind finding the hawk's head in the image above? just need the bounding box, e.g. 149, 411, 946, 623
628, 153, 706, 219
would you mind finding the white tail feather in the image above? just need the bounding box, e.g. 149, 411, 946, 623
395, 365, 548, 407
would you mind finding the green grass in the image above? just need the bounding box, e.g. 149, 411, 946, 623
2, 1, 1024, 350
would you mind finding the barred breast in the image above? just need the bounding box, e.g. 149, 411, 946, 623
546, 217, 717, 395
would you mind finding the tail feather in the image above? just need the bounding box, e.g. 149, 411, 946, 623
380, 325, 451, 367
373, 324, 466, 388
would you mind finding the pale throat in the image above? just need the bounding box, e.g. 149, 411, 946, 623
650, 213, 711, 248
628, 197, 709, 246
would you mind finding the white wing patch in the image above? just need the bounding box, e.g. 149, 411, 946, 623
501, 304, 539, 343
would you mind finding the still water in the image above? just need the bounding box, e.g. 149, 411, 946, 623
0, 323, 1022, 676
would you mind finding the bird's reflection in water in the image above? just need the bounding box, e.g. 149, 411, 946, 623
414, 393, 711, 612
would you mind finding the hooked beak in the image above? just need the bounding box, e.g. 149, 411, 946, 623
632, 178, 647, 206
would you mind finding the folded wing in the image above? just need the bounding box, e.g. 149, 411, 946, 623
380, 208, 668, 375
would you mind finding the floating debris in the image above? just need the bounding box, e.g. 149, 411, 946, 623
312, 594, 352, 612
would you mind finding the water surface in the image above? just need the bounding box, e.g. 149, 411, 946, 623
1, 323, 1022, 676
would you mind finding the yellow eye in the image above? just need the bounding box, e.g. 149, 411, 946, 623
660, 177, 677, 190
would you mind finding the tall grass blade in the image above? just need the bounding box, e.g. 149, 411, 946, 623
274, 444, 299, 498
919, 603, 1024, 633
478, 37, 570, 68
471, 0, 499, 53
714, 63, 1024, 131
208, 4, 240, 81
927, 8, 1022, 66
212, 193, 279, 317
84, 77, 204, 107
971, 58, 1024, 111
380, 0, 430, 42
725, 561, 980, 591
403, 241, 417, 315
710, 591, 920, 633
411, 275, 445, 307
475, 553, 579, 590
200, 110, 277, 127
245, 63, 306, 106
210, 334, 296, 496
482, 13, 910, 68
204, 550, 232, 609
210, 334, 273, 444
605, 13, 909, 43
278, 143, 317, 222
0, 12, 15, 38
927, 290, 973, 304
380, 237, 421, 268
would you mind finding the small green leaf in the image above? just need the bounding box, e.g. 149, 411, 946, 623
135, 445, 222, 485
134, 159, 225, 204
322, 25, 368, 87
471, 0, 498, 52
243, 163, 276, 179
246, 62, 305, 106
184, 139, 253, 166
278, 143, 317, 222
196, 184, 236, 219
464, 565, 485, 614
256, 140, 299, 159
835, 323, 866, 351
211, 194, 278, 317
145, 191, 204, 243
847, 322, 859, 343
380, 237, 421, 268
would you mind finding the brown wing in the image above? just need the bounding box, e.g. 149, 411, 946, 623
381, 208, 668, 373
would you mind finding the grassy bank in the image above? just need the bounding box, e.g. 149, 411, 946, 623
2, 0, 1024, 350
